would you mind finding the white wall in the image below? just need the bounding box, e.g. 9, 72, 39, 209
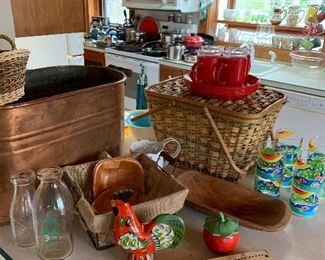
0, 0, 16, 50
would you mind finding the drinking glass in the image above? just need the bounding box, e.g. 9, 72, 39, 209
290, 152, 323, 218
276, 129, 303, 188
308, 136, 325, 199
254, 140, 287, 197
255, 24, 268, 45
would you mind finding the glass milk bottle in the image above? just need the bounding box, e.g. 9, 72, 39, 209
10, 170, 36, 248
33, 167, 73, 260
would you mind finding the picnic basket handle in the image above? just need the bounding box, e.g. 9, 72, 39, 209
0, 34, 16, 50
130, 101, 175, 122
204, 107, 254, 179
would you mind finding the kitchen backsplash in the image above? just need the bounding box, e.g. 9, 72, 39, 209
134, 9, 199, 24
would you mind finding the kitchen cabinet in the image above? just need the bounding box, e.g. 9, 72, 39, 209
160, 64, 190, 81
10, 0, 88, 37
84, 48, 106, 66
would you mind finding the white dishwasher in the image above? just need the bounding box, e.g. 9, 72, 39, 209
267, 87, 325, 148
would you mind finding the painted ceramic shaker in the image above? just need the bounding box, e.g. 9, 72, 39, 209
203, 212, 240, 254
112, 189, 185, 260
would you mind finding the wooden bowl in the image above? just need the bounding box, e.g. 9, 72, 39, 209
92, 187, 150, 214
92, 157, 145, 200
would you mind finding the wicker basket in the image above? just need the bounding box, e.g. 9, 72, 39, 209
0, 34, 30, 105
143, 76, 287, 181
62, 153, 188, 249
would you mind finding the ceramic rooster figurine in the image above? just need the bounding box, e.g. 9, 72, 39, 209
112, 189, 185, 260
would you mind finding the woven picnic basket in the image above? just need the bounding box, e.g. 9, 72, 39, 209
141, 76, 287, 181
0, 34, 29, 105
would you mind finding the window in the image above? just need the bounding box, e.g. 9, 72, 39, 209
218, 0, 323, 25
102, 0, 127, 24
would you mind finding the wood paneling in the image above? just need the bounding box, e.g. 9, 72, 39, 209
84, 48, 106, 66
88, 0, 101, 23
160, 65, 190, 81
11, 0, 87, 37
199, 0, 218, 35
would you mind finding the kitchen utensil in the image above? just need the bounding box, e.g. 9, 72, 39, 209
137, 16, 160, 35
184, 73, 259, 101
183, 53, 197, 63
289, 50, 325, 75
270, 7, 287, 25
176, 170, 292, 231
167, 44, 184, 60
197, 33, 214, 45
183, 33, 204, 49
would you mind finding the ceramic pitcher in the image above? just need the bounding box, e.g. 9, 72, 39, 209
287, 5, 305, 26
271, 8, 287, 25
305, 4, 320, 24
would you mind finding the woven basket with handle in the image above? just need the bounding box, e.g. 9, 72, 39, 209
140, 76, 287, 181
0, 34, 30, 105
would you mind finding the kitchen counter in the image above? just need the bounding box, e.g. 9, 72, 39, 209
1, 174, 325, 260
159, 58, 325, 98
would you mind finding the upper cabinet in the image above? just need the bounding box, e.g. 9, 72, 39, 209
10, 0, 88, 37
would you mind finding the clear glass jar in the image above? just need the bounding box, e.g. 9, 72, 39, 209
33, 167, 73, 260
10, 170, 36, 248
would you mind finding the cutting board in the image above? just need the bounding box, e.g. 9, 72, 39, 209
176, 171, 292, 232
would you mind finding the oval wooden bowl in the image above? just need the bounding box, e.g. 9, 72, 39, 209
176, 170, 292, 232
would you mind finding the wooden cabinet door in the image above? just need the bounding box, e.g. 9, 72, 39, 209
84, 49, 106, 67
11, 0, 88, 37
160, 64, 190, 81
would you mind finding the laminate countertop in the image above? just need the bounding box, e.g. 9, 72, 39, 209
1, 174, 325, 260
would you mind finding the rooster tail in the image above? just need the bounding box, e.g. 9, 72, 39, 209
150, 214, 185, 250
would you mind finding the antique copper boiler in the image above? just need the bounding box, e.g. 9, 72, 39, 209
0, 66, 126, 224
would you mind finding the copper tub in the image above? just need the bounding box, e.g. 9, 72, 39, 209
0, 66, 126, 224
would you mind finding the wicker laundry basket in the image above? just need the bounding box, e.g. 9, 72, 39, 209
63, 153, 188, 249
0, 34, 29, 105
143, 76, 287, 181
